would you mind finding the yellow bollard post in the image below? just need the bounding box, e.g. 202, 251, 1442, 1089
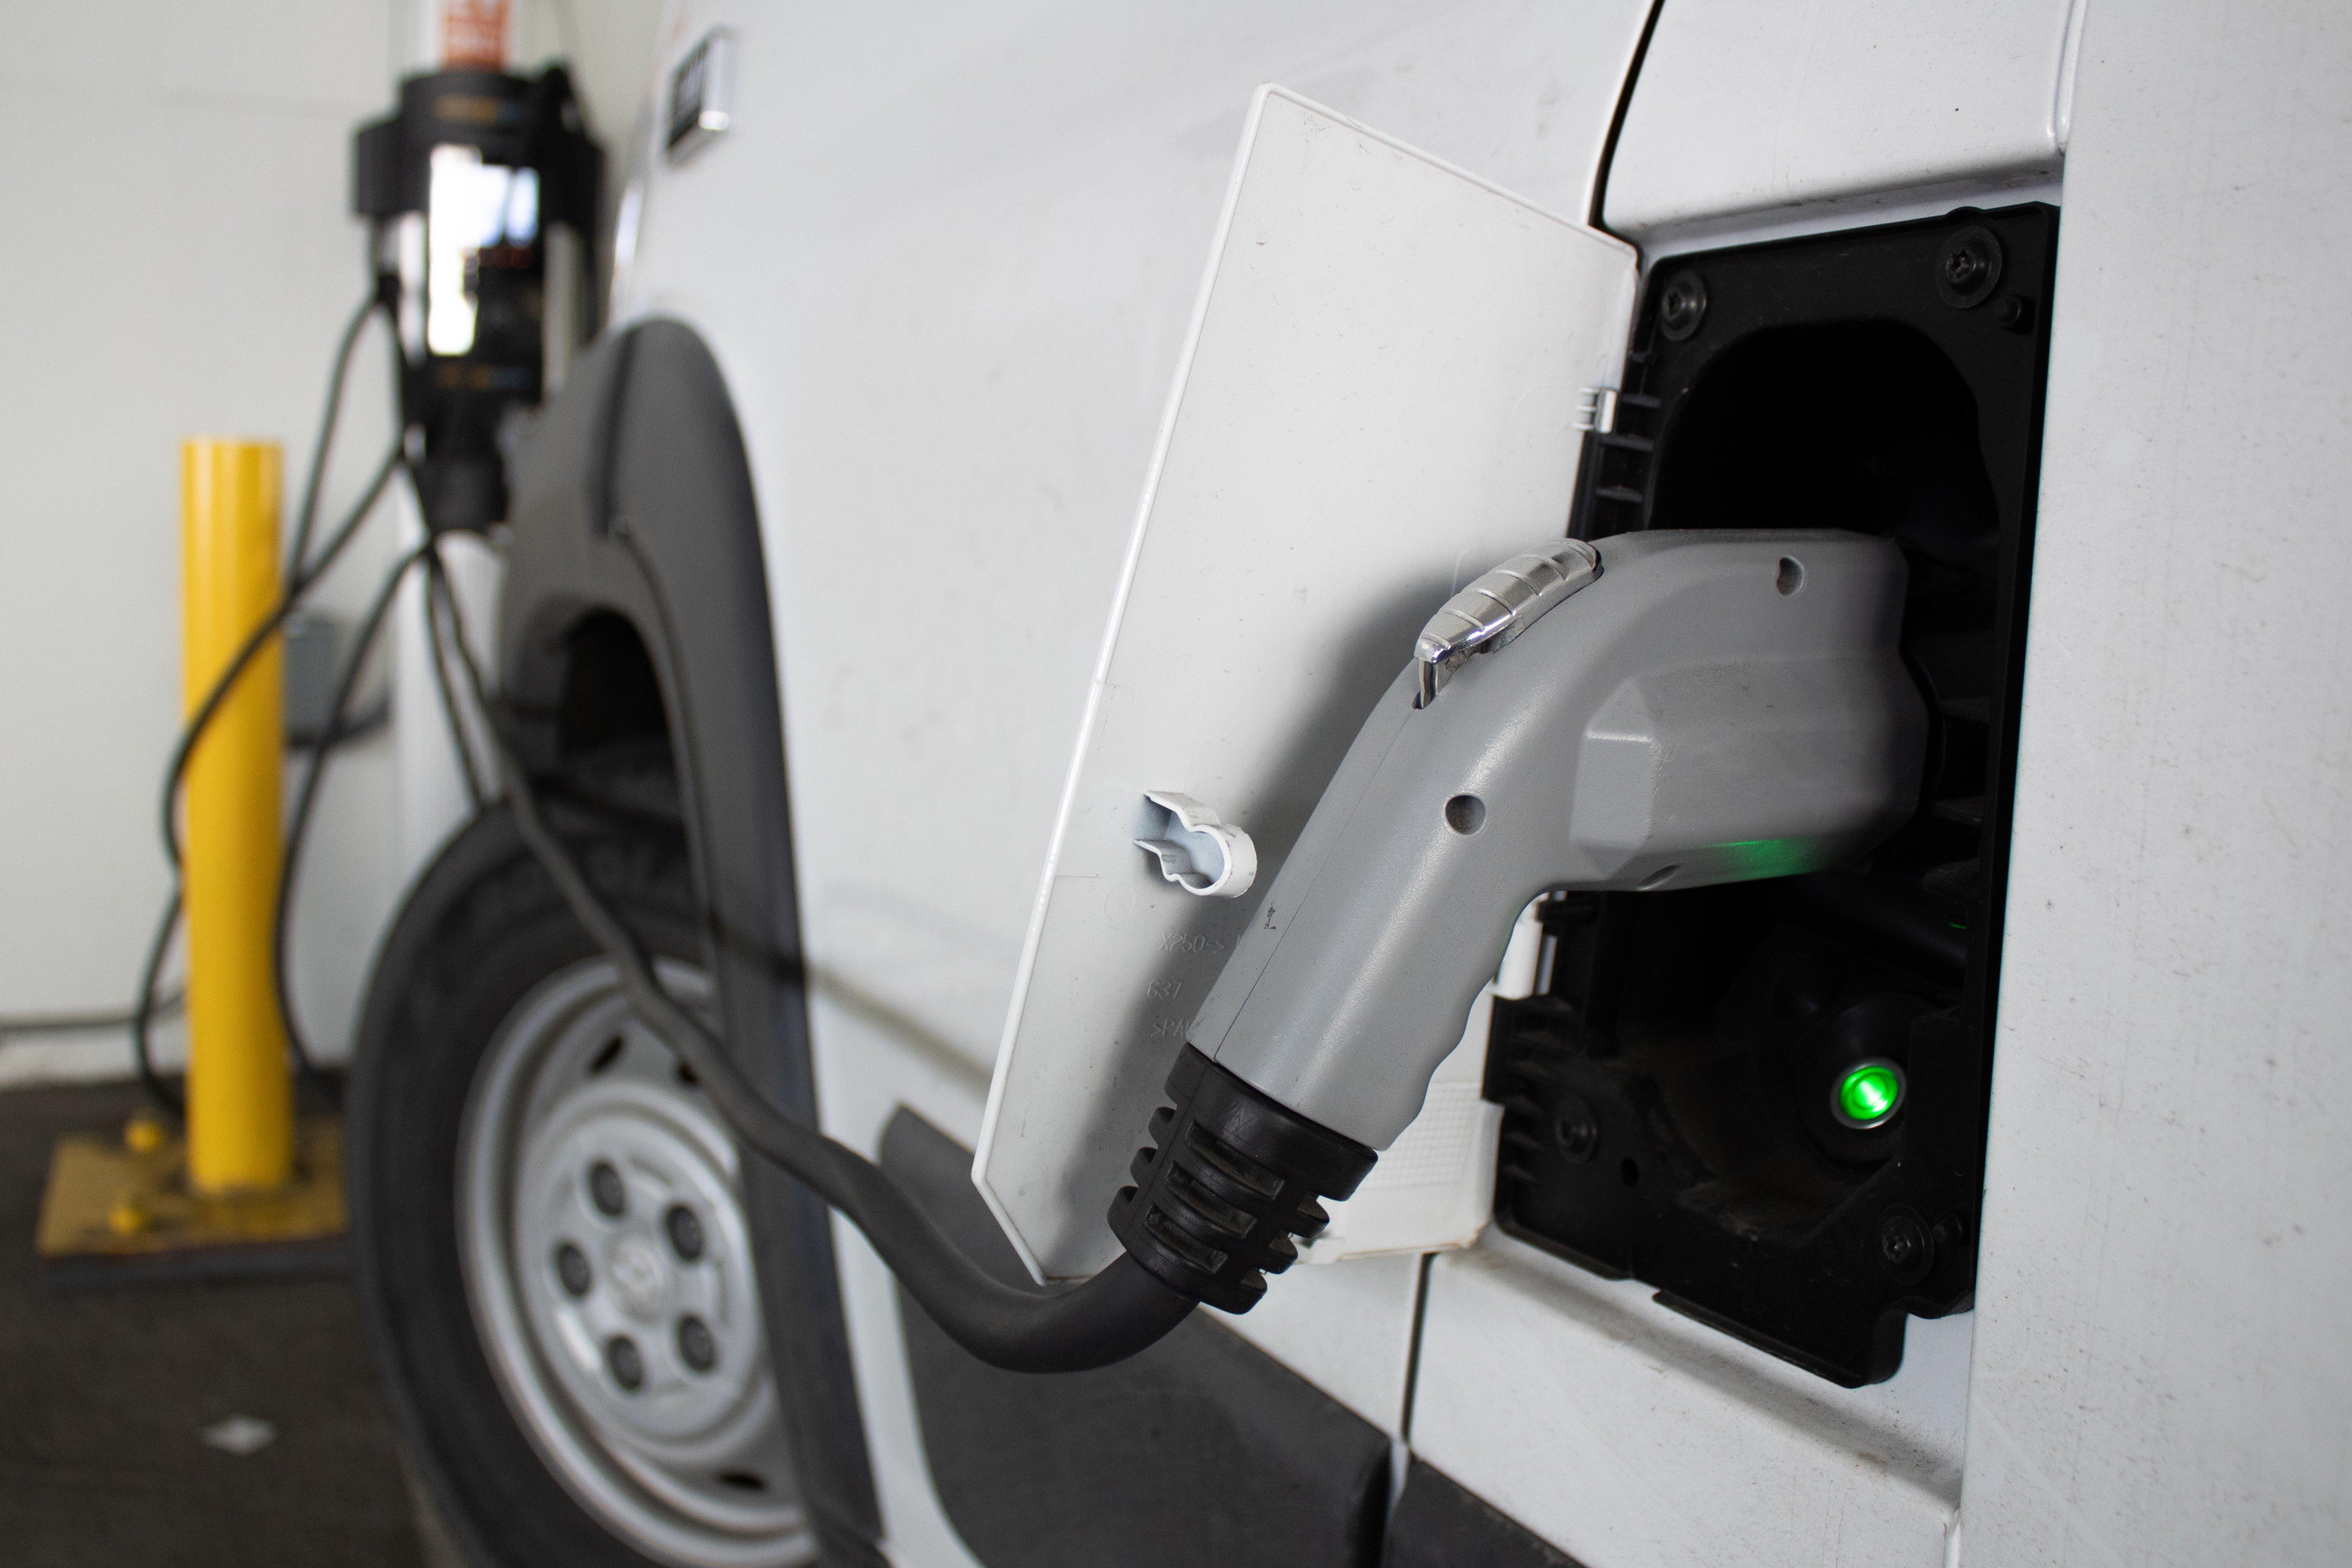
180, 438, 294, 1194
31, 441, 343, 1276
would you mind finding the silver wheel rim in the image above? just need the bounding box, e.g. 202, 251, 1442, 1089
459, 957, 815, 1568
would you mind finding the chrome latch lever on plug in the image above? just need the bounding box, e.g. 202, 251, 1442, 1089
1413, 539, 1600, 706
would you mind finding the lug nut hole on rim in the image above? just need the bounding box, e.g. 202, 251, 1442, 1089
665, 1203, 706, 1261
678, 1315, 720, 1373
588, 1160, 627, 1217
605, 1335, 645, 1392
554, 1241, 593, 1297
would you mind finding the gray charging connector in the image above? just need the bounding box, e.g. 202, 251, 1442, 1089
1112, 530, 1926, 1306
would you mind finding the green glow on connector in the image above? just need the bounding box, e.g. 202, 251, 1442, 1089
1836, 1061, 1904, 1128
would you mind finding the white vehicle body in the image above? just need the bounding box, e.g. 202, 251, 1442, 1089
365, 4, 2352, 1565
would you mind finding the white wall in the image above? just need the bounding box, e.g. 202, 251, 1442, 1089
0, 0, 659, 1080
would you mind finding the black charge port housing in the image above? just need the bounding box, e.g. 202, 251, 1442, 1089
1485, 204, 2057, 1387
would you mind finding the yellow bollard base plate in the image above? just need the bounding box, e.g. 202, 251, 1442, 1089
35, 1116, 348, 1291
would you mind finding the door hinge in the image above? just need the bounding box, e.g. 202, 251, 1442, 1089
1573, 386, 1620, 435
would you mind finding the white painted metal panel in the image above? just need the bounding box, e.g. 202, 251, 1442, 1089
976, 87, 1637, 1282
616, 5, 1659, 1553
1961, 5, 2352, 1563
1217, 1250, 1426, 1436
1412, 1236, 1971, 1567
627, 0, 1658, 1094
1604, 0, 2084, 247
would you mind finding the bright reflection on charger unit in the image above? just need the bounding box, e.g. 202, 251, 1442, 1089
1832, 1058, 1906, 1130
424, 143, 539, 357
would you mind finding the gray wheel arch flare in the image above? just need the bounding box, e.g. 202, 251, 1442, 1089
501, 320, 886, 1566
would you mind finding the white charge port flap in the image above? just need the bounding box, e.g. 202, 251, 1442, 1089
975, 84, 1638, 1282
1133, 792, 1257, 899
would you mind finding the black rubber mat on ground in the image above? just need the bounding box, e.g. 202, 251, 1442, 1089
0, 1080, 427, 1567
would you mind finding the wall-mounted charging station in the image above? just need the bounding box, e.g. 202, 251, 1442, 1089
353, 65, 601, 533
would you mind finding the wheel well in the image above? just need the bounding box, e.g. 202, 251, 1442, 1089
554, 610, 669, 760
496, 318, 883, 1547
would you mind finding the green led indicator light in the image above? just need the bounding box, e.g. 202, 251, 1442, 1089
1833, 1059, 1906, 1130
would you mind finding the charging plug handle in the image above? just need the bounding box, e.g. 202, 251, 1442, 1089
1105, 530, 1927, 1307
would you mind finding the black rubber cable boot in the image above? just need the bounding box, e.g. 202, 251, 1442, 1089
1110, 1046, 1377, 1313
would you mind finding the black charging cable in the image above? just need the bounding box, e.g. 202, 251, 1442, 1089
420, 548, 489, 811
270, 535, 438, 1079
422, 538, 1199, 1373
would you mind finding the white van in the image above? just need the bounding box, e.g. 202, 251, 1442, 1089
346, 5, 2352, 1566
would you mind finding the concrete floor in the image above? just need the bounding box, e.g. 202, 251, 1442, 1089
0, 1080, 443, 1567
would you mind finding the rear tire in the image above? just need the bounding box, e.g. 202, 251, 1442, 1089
349, 749, 816, 1568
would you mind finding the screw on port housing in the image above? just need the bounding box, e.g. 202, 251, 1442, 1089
1936, 226, 2004, 309
1878, 1208, 1934, 1283
1654, 270, 1708, 341
1552, 1094, 1601, 1164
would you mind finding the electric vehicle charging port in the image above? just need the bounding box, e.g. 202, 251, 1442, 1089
1489, 204, 2057, 1387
